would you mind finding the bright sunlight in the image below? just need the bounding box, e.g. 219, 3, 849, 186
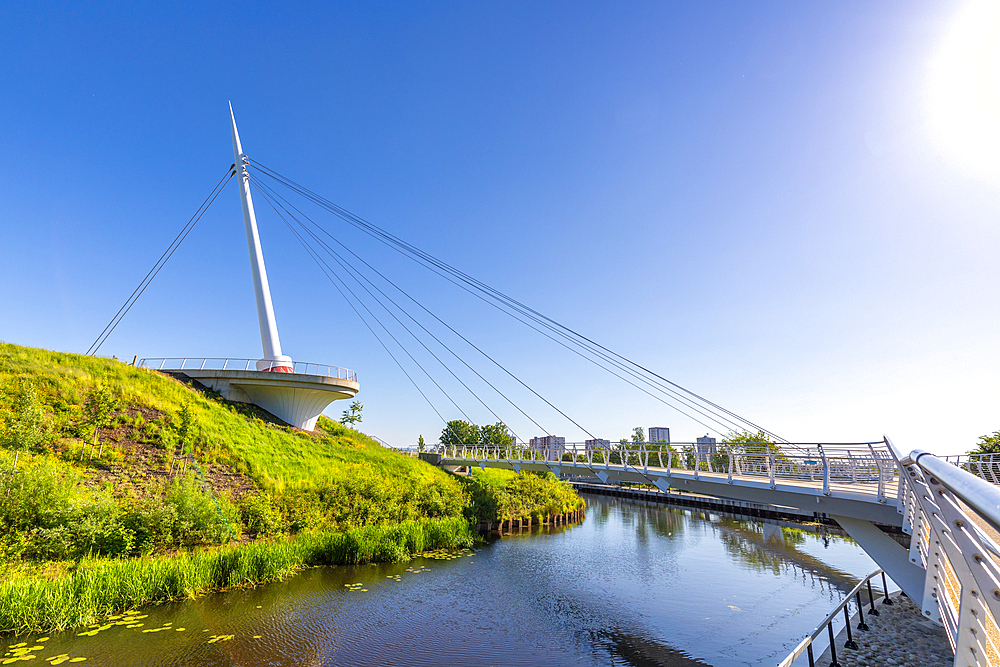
926, 0, 1000, 184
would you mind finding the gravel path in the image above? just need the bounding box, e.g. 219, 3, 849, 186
813, 593, 952, 667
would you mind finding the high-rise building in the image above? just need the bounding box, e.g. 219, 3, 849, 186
648, 427, 670, 443
695, 434, 717, 463
530, 435, 566, 461
585, 438, 610, 457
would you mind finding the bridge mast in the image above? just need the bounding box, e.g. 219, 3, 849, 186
229, 102, 292, 371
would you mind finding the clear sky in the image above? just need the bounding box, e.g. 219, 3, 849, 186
2, 1, 998, 454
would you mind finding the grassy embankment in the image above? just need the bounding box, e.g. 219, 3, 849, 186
0, 343, 582, 633
463, 467, 584, 528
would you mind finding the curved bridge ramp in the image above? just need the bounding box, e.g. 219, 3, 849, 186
438, 439, 1000, 667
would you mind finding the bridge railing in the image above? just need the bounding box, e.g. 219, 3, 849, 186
138, 357, 357, 382
778, 569, 893, 667
436, 440, 898, 498
894, 443, 1000, 666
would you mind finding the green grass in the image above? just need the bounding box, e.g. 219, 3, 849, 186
463, 468, 585, 522
0, 517, 474, 634
0, 343, 456, 492
0, 342, 583, 633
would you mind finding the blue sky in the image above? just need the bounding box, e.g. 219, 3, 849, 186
2, 1, 998, 454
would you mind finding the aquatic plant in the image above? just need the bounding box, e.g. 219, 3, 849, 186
0, 517, 473, 634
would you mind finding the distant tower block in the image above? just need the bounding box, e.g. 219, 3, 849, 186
141, 105, 359, 430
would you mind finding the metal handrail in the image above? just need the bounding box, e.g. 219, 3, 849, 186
906, 449, 1000, 536
778, 569, 891, 667
137, 357, 357, 382
435, 440, 898, 495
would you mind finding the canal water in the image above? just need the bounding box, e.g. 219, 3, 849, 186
5, 494, 887, 666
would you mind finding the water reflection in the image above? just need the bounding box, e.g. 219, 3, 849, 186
4, 494, 881, 667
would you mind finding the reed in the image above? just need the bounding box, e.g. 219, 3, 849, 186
0, 517, 474, 635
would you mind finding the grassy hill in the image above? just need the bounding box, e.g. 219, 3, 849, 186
0, 342, 583, 632
0, 343, 476, 568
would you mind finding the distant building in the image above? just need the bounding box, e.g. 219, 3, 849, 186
648, 427, 670, 443
530, 435, 566, 461
695, 434, 717, 463
585, 438, 610, 457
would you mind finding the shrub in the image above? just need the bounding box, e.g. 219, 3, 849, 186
165, 480, 238, 546
1, 379, 48, 452
239, 493, 283, 536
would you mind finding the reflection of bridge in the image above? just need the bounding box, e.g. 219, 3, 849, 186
435, 439, 1000, 666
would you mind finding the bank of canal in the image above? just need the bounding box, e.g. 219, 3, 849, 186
2, 494, 889, 666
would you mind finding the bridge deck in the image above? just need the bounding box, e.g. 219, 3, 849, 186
438, 441, 904, 525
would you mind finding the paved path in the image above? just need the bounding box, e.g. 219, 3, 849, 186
815, 594, 952, 667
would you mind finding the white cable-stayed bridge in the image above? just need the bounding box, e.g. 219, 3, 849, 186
88, 106, 1000, 667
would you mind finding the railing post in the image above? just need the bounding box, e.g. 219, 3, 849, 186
768, 449, 776, 489
827, 623, 840, 667
818, 445, 830, 496
881, 572, 894, 605
868, 443, 886, 503
855, 592, 869, 631
866, 580, 879, 616
843, 605, 858, 649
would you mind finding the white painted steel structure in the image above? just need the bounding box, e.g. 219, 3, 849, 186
229, 102, 291, 373
139, 357, 357, 382
437, 440, 1000, 666
139, 107, 361, 429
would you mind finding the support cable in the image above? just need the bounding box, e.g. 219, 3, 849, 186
253, 185, 477, 444
244, 163, 783, 440
246, 160, 779, 438
251, 176, 539, 443
249, 173, 599, 442
247, 163, 748, 437
87, 168, 235, 356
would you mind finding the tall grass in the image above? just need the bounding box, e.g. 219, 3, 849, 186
0, 517, 473, 634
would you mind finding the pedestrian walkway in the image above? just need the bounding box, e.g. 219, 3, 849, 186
815, 594, 952, 667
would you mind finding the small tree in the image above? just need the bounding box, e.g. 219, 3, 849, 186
340, 401, 363, 427
417, 435, 426, 453
440, 419, 479, 446
480, 422, 514, 446
177, 403, 194, 448
83, 385, 120, 460
2, 380, 47, 453
972, 431, 1000, 456
631, 427, 645, 445
722, 429, 784, 471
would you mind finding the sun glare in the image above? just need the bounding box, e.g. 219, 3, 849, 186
926, 0, 1000, 183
